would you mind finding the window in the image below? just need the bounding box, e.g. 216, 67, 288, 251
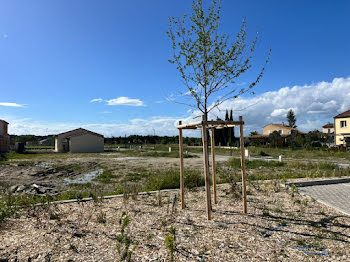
341, 121, 347, 128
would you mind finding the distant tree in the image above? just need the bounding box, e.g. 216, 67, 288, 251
269, 131, 284, 148
286, 109, 297, 128
305, 130, 325, 148
15, 135, 38, 144
249, 131, 258, 136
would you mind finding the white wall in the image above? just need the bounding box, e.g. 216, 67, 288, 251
69, 133, 104, 153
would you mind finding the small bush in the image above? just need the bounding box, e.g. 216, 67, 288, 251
259, 150, 270, 156
97, 211, 107, 224
116, 212, 138, 261
165, 235, 175, 262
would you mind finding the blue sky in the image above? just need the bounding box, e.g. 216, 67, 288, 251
1, 0, 350, 136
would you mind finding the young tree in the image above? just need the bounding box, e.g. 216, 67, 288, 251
167, 0, 270, 119
286, 109, 297, 128
168, 0, 270, 219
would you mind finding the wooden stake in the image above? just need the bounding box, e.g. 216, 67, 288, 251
239, 116, 247, 213
210, 127, 217, 204
178, 121, 185, 209
201, 115, 212, 220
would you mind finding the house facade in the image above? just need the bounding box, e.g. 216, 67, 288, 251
55, 128, 104, 153
334, 110, 350, 146
322, 123, 334, 134
262, 124, 296, 136
0, 120, 10, 152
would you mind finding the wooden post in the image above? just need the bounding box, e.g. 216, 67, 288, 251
210, 127, 217, 204
201, 115, 212, 220
239, 116, 247, 213
178, 121, 185, 209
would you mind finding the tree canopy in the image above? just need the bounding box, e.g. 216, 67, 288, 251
167, 0, 270, 118
286, 109, 297, 128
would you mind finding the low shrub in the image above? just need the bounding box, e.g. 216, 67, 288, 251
259, 150, 270, 156
228, 158, 285, 168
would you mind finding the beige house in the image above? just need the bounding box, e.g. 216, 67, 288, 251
262, 123, 298, 136
55, 128, 104, 153
322, 123, 334, 134
334, 110, 350, 146
0, 120, 10, 152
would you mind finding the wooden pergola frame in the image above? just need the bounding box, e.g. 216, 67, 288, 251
178, 115, 247, 220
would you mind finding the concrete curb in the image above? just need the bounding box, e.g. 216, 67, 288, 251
286, 178, 350, 188
35, 188, 181, 206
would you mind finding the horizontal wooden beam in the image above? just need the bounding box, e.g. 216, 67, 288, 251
178, 120, 244, 130
177, 121, 202, 129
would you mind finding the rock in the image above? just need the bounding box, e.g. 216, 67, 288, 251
16, 184, 27, 192
9, 185, 18, 193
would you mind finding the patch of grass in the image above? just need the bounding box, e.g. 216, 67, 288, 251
228, 158, 285, 168
97, 211, 107, 224
116, 149, 198, 158
69, 243, 79, 253
93, 170, 117, 184
68, 182, 93, 189
59, 191, 87, 200
5, 151, 40, 160
144, 169, 204, 191
25, 146, 55, 150
317, 162, 337, 170
0, 197, 16, 223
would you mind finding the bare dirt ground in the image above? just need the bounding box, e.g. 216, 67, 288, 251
1, 182, 349, 261
0, 151, 223, 195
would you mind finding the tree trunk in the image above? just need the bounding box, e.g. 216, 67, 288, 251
201, 114, 212, 220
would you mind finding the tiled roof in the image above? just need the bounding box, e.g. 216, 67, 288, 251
322, 123, 334, 128
56, 128, 104, 138
334, 109, 350, 118
0, 120, 9, 124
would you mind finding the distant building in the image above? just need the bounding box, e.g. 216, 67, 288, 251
334, 109, 350, 146
322, 123, 334, 134
0, 120, 10, 152
55, 128, 104, 153
261, 123, 303, 136
39, 138, 54, 146
249, 123, 304, 146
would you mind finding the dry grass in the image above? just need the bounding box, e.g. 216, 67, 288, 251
1, 182, 349, 261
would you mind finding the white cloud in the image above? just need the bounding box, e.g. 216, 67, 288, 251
106, 97, 144, 107
5, 77, 350, 137
0, 102, 24, 107
90, 98, 103, 103
205, 77, 350, 133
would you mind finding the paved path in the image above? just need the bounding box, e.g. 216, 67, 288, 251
299, 183, 350, 216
